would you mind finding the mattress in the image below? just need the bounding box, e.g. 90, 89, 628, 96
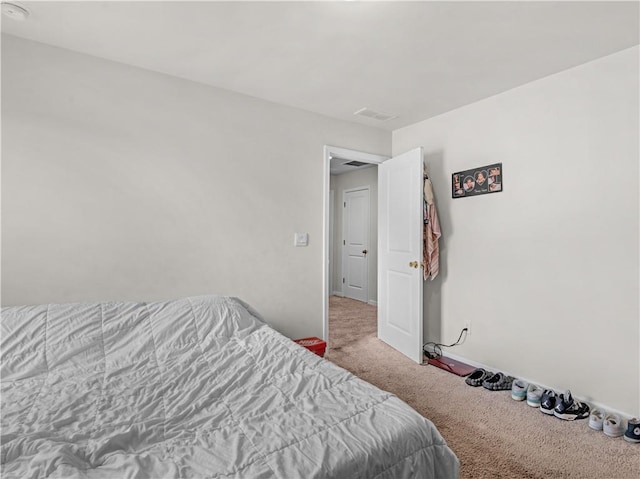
1, 295, 459, 478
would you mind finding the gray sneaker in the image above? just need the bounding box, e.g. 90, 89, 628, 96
482, 372, 514, 391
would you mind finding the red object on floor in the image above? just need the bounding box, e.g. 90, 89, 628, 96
294, 337, 327, 357
428, 356, 476, 377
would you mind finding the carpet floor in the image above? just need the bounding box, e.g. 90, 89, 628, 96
325, 296, 639, 479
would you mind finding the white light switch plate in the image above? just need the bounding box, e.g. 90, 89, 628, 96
294, 233, 308, 247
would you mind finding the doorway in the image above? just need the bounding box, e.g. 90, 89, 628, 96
322, 146, 389, 344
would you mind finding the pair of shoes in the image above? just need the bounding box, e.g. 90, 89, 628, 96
589, 409, 625, 437
553, 390, 589, 421
511, 380, 529, 401
483, 372, 514, 391
464, 368, 514, 391
540, 390, 589, 420
526, 384, 544, 407
623, 418, 640, 443
465, 368, 491, 387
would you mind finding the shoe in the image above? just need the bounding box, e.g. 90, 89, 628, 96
465, 368, 492, 387
553, 390, 575, 416
555, 401, 589, 420
482, 372, 514, 391
526, 384, 543, 408
589, 409, 605, 431
623, 418, 640, 443
540, 390, 558, 415
554, 391, 589, 421
603, 413, 625, 437
511, 379, 528, 401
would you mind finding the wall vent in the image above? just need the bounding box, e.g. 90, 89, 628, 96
353, 107, 397, 122
344, 161, 368, 167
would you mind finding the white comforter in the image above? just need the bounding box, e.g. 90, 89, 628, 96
1, 295, 459, 478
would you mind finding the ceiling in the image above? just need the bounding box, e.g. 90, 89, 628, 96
1, 1, 638, 131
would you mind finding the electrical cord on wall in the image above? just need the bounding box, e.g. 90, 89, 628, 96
423, 328, 468, 360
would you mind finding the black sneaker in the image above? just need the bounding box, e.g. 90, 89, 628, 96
554, 399, 590, 420
623, 418, 640, 443
540, 390, 557, 415
553, 390, 575, 416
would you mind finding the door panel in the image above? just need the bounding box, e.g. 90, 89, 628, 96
387, 271, 412, 332
343, 188, 369, 302
378, 148, 424, 363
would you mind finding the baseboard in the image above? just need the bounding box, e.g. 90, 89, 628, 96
331, 293, 375, 306
442, 351, 635, 419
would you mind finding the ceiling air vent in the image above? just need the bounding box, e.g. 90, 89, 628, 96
354, 107, 397, 122
1, 2, 30, 20
344, 161, 368, 167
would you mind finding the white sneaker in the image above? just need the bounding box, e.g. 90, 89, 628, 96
526, 384, 543, 407
603, 413, 625, 437
511, 379, 528, 401
589, 409, 605, 431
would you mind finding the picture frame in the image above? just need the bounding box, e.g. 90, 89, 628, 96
452, 162, 502, 198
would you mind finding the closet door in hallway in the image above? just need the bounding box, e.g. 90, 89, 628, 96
342, 187, 370, 303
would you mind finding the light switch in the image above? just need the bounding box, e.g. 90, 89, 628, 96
294, 233, 309, 247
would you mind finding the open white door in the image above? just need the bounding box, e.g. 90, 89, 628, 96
378, 148, 424, 363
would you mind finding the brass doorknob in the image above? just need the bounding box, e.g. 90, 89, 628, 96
409, 261, 419, 268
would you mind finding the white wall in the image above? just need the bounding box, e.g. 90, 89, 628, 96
394, 46, 639, 416
0, 35, 391, 339
329, 166, 378, 303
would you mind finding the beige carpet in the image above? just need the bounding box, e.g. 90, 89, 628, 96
325, 296, 639, 479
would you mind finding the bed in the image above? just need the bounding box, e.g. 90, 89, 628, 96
1, 295, 459, 478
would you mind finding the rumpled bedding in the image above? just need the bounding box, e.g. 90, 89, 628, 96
1, 295, 459, 478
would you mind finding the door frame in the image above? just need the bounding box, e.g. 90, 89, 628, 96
322, 146, 389, 344
341, 186, 370, 303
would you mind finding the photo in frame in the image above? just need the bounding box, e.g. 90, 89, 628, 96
452, 162, 503, 198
